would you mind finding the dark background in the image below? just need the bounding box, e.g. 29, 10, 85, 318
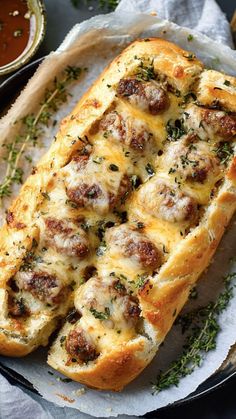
1, 0, 236, 418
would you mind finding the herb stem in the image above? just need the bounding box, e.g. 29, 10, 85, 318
0, 66, 83, 204
152, 273, 236, 393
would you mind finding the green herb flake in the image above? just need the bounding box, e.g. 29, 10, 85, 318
114, 281, 126, 292
223, 80, 231, 86
145, 163, 155, 177
152, 272, 236, 393
136, 59, 155, 81
131, 174, 141, 189
109, 163, 119, 171
93, 156, 104, 164
183, 52, 196, 61
166, 119, 185, 141
136, 274, 148, 289
90, 307, 110, 320
41, 191, 50, 201
187, 34, 194, 42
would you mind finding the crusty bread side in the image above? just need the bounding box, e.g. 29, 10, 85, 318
0, 38, 236, 391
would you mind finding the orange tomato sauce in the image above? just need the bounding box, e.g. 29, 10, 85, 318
0, 0, 31, 66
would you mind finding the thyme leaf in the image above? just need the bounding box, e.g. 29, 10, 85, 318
135, 59, 155, 82
152, 272, 236, 393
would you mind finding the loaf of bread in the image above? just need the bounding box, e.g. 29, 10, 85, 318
0, 38, 236, 391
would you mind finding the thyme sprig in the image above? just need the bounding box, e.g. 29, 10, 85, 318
0, 66, 83, 203
152, 272, 236, 393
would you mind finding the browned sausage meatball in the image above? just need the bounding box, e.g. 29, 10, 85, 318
184, 104, 236, 141
164, 139, 221, 183
117, 78, 170, 115
63, 150, 132, 215
100, 111, 125, 141
66, 174, 131, 214
123, 296, 141, 323
202, 110, 236, 140
77, 276, 141, 328
44, 218, 89, 258
65, 328, 98, 363
106, 225, 162, 270
66, 183, 102, 207
15, 270, 65, 305
139, 179, 198, 224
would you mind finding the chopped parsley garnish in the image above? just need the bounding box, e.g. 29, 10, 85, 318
166, 119, 185, 141
180, 153, 198, 169
145, 163, 155, 177
223, 80, 231, 86
135, 59, 155, 81
109, 163, 119, 171
183, 52, 196, 61
65, 199, 79, 209
187, 34, 194, 42
90, 307, 110, 320
137, 221, 145, 229
93, 156, 104, 164
136, 274, 148, 288
131, 174, 141, 189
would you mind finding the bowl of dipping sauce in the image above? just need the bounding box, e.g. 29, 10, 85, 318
0, 0, 46, 76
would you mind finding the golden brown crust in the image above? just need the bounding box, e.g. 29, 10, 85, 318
49, 338, 150, 391
0, 38, 236, 391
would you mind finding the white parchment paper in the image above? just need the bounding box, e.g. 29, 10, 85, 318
1, 11, 236, 418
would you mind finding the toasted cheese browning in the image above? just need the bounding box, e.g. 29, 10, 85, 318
1, 38, 236, 390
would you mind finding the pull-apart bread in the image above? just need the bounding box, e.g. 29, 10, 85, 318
1, 38, 236, 391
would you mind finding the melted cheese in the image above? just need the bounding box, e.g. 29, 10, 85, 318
1, 39, 236, 388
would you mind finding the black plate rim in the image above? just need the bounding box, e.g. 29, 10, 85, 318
0, 56, 44, 91
0, 57, 236, 416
